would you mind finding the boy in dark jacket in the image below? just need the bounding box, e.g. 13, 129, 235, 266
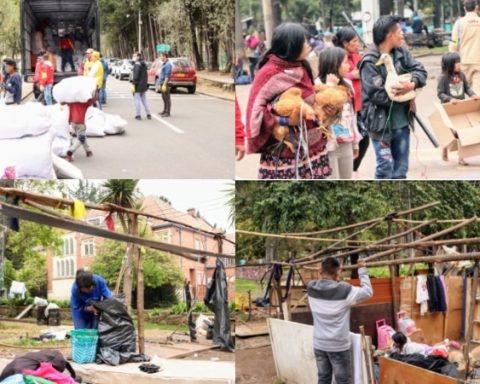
131, 51, 151, 120
2, 58, 22, 105
359, 15, 427, 179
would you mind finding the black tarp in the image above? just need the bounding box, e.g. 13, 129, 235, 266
204, 259, 235, 352
93, 297, 149, 366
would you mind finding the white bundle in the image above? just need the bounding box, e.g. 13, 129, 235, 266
52, 136, 70, 157
85, 107, 106, 137
53, 76, 97, 103
0, 130, 55, 179
0, 102, 52, 139
104, 114, 127, 135
52, 155, 83, 179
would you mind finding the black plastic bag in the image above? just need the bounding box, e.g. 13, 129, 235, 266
204, 259, 235, 352
93, 297, 149, 366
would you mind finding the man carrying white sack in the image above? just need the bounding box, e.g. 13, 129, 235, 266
53, 76, 97, 162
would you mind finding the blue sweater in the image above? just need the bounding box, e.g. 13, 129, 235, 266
71, 274, 112, 317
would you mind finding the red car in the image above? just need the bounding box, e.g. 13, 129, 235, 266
147, 57, 197, 94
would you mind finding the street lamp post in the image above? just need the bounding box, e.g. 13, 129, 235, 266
138, 9, 142, 53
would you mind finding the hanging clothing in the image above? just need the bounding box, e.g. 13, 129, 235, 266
70, 200, 86, 219
104, 212, 115, 231
9, 281, 27, 299
416, 275, 429, 316
426, 275, 447, 312
435, 276, 447, 312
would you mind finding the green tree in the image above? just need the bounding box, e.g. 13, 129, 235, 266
66, 180, 103, 204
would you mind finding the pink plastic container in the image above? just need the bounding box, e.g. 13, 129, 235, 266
376, 319, 395, 349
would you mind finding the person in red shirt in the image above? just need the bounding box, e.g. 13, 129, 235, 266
64, 94, 94, 161
59, 34, 75, 72
235, 97, 245, 161
333, 27, 369, 177
38, 54, 54, 105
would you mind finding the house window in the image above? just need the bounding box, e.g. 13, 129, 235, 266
63, 236, 75, 256
87, 217, 102, 227
157, 230, 170, 244
55, 257, 75, 278
82, 239, 95, 257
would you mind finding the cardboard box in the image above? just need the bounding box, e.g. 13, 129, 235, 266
428, 98, 480, 158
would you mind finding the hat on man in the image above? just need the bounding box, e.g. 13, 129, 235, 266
85, 48, 94, 54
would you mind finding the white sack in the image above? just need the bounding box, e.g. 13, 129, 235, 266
53, 76, 97, 103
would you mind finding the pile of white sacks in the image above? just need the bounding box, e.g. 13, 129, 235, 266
0, 77, 127, 179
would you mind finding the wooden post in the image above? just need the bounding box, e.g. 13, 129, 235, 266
359, 325, 374, 384
465, 261, 479, 379
387, 222, 399, 329
136, 246, 145, 354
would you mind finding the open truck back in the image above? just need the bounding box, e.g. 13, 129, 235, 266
21, 0, 100, 83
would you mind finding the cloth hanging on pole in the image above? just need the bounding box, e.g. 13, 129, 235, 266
204, 258, 235, 352
70, 200, 86, 219
104, 212, 115, 231
416, 275, 429, 316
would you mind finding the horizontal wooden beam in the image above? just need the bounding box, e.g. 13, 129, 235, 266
0, 201, 234, 260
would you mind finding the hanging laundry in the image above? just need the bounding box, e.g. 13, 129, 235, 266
9, 281, 27, 300
416, 275, 429, 316
69, 200, 86, 219
5, 196, 20, 232
435, 276, 447, 312
104, 212, 115, 231
426, 275, 447, 312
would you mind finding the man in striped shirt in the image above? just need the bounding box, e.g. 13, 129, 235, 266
307, 257, 373, 384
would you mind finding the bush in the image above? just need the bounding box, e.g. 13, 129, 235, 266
170, 302, 187, 314
49, 299, 71, 309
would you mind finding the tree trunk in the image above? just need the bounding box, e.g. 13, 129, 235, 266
123, 213, 139, 312
235, 0, 244, 54
188, 9, 203, 70
135, 246, 145, 354
262, 0, 275, 47
434, 0, 442, 28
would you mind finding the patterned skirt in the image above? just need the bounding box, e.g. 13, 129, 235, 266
258, 150, 332, 179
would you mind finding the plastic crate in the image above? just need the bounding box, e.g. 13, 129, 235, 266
70, 329, 99, 364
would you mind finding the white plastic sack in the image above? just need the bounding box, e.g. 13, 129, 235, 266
0, 102, 52, 139
34, 297, 48, 307
52, 136, 70, 157
85, 107, 106, 137
52, 76, 97, 103
52, 154, 83, 179
0, 130, 55, 179
45, 104, 70, 139
104, 114, 127, 135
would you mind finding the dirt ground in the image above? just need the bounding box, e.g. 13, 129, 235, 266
236, 335, 278, 384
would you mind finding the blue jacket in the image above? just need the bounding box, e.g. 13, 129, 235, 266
71, 274, 112, 316
4, 72, 22, 104
158, 60, 173, 84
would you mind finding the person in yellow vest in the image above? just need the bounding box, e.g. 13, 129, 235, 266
450, 0, 480, 94
85, 50, 103, 109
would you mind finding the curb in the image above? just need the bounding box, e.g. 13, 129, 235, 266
197, 90, 234, 102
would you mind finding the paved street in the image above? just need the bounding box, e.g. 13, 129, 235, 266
51, 76, 234, 178
236, 54, 480, 180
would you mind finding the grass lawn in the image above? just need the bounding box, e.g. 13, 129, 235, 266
144, 321, 188, 333
412, 45, 449, 57
236, 278, 263, 296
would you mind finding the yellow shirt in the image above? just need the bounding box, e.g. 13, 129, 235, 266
84, 60, 103, 89
451, 12, 480, 64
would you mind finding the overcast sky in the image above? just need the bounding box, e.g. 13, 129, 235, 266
60, 179, 234, 232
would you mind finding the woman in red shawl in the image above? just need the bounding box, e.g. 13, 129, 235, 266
245, 23, 333, 179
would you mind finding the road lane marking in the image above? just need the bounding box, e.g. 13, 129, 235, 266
151, 114, 185, 134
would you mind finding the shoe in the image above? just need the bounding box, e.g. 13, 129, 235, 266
135, 116, 141, 120
86, 151, 93, 158
147, 114, 152, 120
459, 158, 469, 166
66, 151, 73, 162
161, 113, 170, 117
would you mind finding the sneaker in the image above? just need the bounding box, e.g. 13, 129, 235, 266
66, 151, 74, 162
135, 116, 141, 120
147, 114, 152, 120
161, 113, 170, 117
86, 151, 93, 157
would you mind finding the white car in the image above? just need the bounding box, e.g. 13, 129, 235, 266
114, 59, 134, 80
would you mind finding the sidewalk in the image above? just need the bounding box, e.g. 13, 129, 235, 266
235, 55, 480, 180
197, 71, 234, 101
